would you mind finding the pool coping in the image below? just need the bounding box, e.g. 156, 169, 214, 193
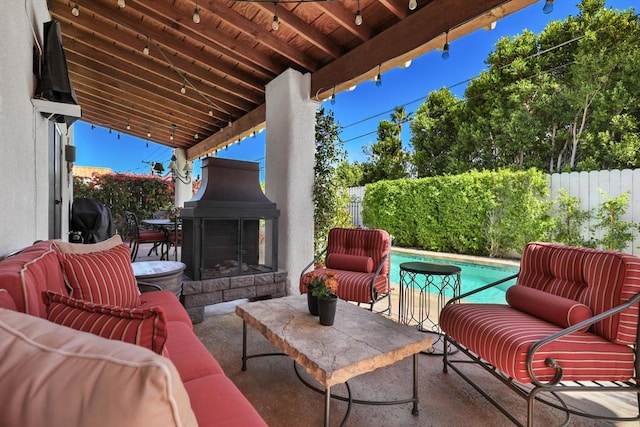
391, 246, 521, 269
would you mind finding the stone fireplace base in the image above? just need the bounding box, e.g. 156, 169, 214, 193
182, 270, 287, 323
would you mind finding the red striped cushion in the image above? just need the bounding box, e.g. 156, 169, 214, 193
326, 253, 373, 273
506, 285, 592, 329
43, 291, 168, 355
59, 243, 140, 308
326, 228, 391, 277
440, 303, 634, 383
299, 268, 388, 304
0, 289, 17, 310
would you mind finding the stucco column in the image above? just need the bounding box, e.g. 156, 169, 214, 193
172, 148, 193, 208
265, 68, 318, 295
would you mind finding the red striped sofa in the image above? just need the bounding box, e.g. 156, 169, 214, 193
440, 242, 640, 426
0, 239, 266, 427
299, 228, 391, 312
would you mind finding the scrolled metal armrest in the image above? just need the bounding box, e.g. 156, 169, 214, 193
299, 248, 328, 281
445, 272, 520, 306
526, 292, 640, 386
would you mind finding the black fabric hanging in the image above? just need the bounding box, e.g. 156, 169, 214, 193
35, 20, 78, 107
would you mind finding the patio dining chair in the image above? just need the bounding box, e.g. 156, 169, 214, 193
124, 211, 168, 262
165, 215, 182, 261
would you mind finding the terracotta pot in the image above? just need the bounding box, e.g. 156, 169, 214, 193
307, 292, 319, 316
318, 295, 337, 326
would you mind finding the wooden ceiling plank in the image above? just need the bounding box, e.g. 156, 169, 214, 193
50, 0, 267, 93
58, 23, 261, 110
201, 0, 320, 71
187, 104, 266, 160
311, 0, 535, 96
66, 59, 229, 130
128, 0, 281, 78
66, 49, 246, 120
313, 2, 373, 41
75, 90, 213, 139
253, 3, 343, 58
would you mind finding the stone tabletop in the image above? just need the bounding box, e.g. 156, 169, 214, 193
131, 261, 185, 278
236, 295, 433, 388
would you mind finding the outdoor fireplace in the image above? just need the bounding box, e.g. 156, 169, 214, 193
180, 157, 279, 281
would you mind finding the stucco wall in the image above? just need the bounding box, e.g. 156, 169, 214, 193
265, 69, 317, 295
0, 1, 70, 256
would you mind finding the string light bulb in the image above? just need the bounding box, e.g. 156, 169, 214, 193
126, 121, 131, 130
193, 1, 201, 24
208, 109, 213, 116
147, 128, 151, 138
180, 84, 186, 94
170, 124, 176, 141
408, 0, 417, 11
143, 38, 150, 55
542, 0, 554, 14
330, 88, 336, 105
272, 4, 279, 31
71, 3, 80, 16
442, 31, 450, 60
117, 0, 125, 8
195, 133, 199, 140
375, 65, 382, 87
355, 0, 362, 26
228, 117, 233, 128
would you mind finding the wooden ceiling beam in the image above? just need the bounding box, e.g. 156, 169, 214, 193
202, 0, 320, 71
80, 109, 192, 149
50, 0, 266, 93
313, 2, 373, 41
58, 23, 261, 110
311, 0, 535, 96
252, 3, 343, 58
379, 0, 409, 20
66, 59, 228, 130
74, 89, 214, 140
187, 104, 266, 160
70, 73, 221, 130
127, 0, 281, 77
66, 49, 246, 120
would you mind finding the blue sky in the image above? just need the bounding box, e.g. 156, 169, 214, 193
74, 0, 636, 181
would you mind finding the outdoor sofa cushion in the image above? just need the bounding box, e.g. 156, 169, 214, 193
52, 234, 123, 254
59, 243, 141, 308
44, 291, 169, 355
139, 290, 193, 328
0, 289, 17, 310
506, 284, 592, 328
440, 303, 635, 383
0, 308, 196, 427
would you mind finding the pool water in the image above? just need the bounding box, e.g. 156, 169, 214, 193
390, 251, 520, 304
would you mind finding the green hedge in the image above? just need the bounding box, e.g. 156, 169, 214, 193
74, 174, 174, 234
361, 169, 551, 257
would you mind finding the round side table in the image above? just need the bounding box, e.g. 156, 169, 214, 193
398, 261, 461, 355
132, 261, 186, 299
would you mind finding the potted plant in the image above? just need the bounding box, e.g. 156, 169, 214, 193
308, 270, 339, 326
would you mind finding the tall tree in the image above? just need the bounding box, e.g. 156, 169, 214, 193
361, 108, 412, 184
313, 108, 352, 253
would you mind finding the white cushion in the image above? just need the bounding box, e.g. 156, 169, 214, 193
0, 308, 196, 427
53, 234, 123, 254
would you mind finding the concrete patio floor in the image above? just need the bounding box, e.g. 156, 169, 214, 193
134, 242, 638, 426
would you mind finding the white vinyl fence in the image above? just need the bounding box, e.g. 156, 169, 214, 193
348, 169, 640, 255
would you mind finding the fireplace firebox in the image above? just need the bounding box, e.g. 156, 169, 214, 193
180, 157, 279, 281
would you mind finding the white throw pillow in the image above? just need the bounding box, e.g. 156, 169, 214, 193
0, 308, 196, 427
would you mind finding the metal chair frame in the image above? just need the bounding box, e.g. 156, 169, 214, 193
124, 211, 168, 261
442, 275, 640, 427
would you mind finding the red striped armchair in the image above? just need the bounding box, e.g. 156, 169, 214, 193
440, 242, 640, 426
299, 228, 391, 313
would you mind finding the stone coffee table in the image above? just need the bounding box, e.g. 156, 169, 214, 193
236, 295, 433, 426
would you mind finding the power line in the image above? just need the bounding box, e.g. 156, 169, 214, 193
338, 33, 587, 135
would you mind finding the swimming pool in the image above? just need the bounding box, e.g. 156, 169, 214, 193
390, 250, 520, 304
